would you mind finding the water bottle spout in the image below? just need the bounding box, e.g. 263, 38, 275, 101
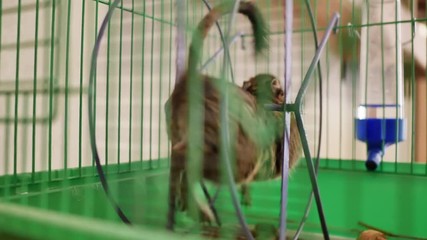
366, 148, 383, 171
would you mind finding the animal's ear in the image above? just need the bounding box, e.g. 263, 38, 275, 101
242, 80, 252, 90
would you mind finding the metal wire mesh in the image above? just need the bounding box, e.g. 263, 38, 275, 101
0, 0, 426, 239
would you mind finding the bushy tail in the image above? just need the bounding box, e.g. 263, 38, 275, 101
187, 1, 269, 77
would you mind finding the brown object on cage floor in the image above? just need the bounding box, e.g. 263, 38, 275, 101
358, 222, 427, 240
357, 230, 387, 240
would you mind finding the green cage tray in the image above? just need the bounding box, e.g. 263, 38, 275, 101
0, 160, 426, 240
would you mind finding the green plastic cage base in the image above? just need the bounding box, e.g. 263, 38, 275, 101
1, 159, 426, 240
0, 201, 206, 240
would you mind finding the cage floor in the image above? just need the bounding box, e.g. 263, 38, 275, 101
0, 160, 426, 240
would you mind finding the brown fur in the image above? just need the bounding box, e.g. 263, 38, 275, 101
165, 1, 290, 229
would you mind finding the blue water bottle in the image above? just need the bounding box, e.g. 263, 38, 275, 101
355, 0, 406, 171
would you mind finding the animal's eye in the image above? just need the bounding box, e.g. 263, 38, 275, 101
242, 81, 251, 90
271, 79, 279, 86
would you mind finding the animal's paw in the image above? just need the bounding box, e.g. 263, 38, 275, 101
241, 193, 252, 206
240, 185, 252, 206
198, 203, 216, 225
